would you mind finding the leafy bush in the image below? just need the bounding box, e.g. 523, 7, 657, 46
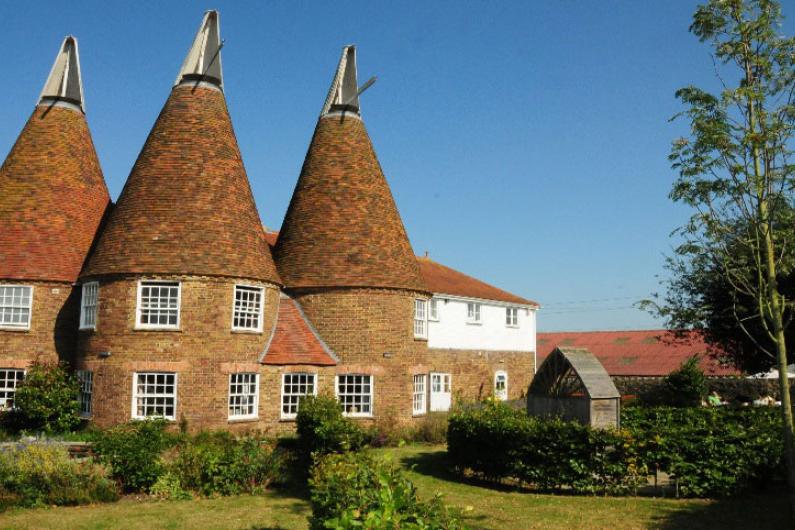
309, 451, 464, 530
150, 471, 192, 500
448, 401, 643, 494
657, 356, 708, 407
0, 443, 118, 509
93, 419, 175, 492
168, 431, 284, 496
296, 395, 365, 460
623, 406, 782, 497
5, 362, 80, 434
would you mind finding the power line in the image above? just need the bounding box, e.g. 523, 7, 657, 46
541, 295, 647, 307
542, 305, 640, 315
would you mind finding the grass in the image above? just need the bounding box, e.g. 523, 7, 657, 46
0, 444, 788, 529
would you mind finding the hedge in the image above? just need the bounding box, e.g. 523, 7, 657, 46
447, 402, 642, 494
447, 401, 783, 497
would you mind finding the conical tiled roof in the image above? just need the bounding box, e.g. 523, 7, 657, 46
83, 12, 280, 284
0, 36, 110, 283
274, 47, 426, 292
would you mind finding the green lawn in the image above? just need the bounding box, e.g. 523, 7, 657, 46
0, 444, 787, 530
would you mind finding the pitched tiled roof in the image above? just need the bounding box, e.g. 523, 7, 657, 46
261, 294, 337, 366
0, 105, 110, 282
273, 114, 426, 293
418, 257, 537, 306
536, 330, 740, 377
83, 85, 280, 283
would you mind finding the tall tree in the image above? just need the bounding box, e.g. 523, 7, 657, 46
666, 0, 795, 515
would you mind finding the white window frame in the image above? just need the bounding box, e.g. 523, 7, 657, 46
336, 374, 373, 418
429, 372, 452, 412
77, 370, 93, 417
232, 285, 265, 332
80, 282, 99, 330
131, 372, 177, 420
0, 369, 25, 410
429, 299, 439, 321
414, 299, 428, 339
466, 302, 481, 324
505, 307, 519, 328
280, 372, 317, 420
228, 372, 259, 420
136, 281, 181, 330
412, 374, 427, 416
0, 285, 33, 330
494, 370, 508, 401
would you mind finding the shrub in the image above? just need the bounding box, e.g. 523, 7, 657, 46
448, 401, 643, 494
623, 406, 782, 497
168, 431, 284, 496
150, 471, 192, 500
296, 395, 365, 460
0, 443, 118, 509
93, 419, 174, 492
414, 413, 449, 444
309, 451, 464, 530
5, 362, 80, 434
657, 356, 708, 407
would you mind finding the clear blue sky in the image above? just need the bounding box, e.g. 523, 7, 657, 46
2, 1, 791, 331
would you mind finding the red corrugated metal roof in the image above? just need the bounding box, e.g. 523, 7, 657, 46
261, 294, 337, 366
537, 330, 740, 377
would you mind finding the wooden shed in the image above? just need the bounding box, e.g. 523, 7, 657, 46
527, 346, 620, 428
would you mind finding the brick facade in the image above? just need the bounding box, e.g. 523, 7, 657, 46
76, 276, 280, 430
0, 281, 79, 368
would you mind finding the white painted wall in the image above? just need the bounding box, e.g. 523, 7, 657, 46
426, 294, 536, 352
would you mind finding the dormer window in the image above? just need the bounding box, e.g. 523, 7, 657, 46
466, 302, 481, 324
0, 285, 32, 330
232, 285, 264, 332
136, 281, 180, 329
506, 307, 519, 327
414, 299, 428, 339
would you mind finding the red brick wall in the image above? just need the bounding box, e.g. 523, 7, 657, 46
0, 280, 78, 367
76, 275, 280, 430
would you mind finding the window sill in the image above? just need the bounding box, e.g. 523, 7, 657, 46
343, 414, 374, 420
134, 327, 181, 332
279, 417, 297, 423
228, 416, 259, 423
412, 412, 427, 418
413, 336, 428, 342
505, 325, 519, 329
231, 329, 264, 335
0, 326, 30, 332
466, 321, 482, 326
79, 327, 96, 333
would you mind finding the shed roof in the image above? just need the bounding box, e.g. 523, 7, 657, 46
531, 346, 619, 399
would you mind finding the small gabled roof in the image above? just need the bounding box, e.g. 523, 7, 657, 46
261, 294, 338, 366
531, 346, 620, 399
418, 257, 537, 306
39, 35, 84, 112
